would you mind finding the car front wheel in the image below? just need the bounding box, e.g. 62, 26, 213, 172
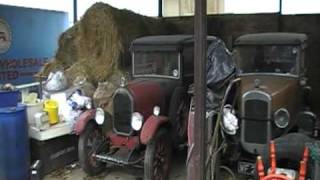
78, 122, 106, 176
144, 128, 172, 180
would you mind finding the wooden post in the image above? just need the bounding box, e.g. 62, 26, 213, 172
187, 0, 207, 179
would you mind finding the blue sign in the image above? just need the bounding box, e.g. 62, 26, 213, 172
0, 5, 68, 85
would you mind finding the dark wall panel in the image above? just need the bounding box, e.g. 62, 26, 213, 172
165, 13, 320, 114
281, 15, 320, 112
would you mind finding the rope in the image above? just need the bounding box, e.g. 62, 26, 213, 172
207, 111, 226, 179
220, 165, 237, 180
206, 78, 240, 179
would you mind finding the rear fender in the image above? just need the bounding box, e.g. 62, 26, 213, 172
74, 109, 96, 135
140, 115, 168, 145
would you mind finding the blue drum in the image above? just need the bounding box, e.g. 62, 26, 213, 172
0, 105, 29, 180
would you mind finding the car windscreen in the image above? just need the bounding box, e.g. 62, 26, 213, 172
233, 45, 299, 75
133, 51, 180, 78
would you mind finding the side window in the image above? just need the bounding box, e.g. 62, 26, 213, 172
182, 46, 194, 76
299, 49, 305, 76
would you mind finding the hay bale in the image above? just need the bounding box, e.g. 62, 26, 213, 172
40, 2, 170, 86
72, 76, 96, 97
92, 71, 123, 114
39, 59, 64, 75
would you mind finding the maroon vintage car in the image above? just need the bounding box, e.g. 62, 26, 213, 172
76, 35, 214, 179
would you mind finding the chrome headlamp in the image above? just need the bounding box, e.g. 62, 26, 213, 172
222, 105, 238, 135
95, 108, 105, 125
131, 112, 143, 131
274, 108, 290, 128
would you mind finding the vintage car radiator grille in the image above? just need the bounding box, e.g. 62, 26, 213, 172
244, 100, 268, 120
244, 99, 268, 144
113, 89, 133, 135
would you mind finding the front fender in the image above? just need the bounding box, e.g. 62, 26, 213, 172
74, 109, 96, 135
140, 115, 168, 145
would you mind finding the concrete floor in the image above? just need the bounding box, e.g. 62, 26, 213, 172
44, 152, 187, 180
43, 150, 243, 180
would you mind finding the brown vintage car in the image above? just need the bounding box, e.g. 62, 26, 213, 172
216, 33, 318, 178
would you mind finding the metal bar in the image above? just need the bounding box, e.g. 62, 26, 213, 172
158, 0, 163, 17
315, 158, 320, 180
187, 0, 207, 179
278, 0, 282, 32
73, 0, 78, 23
279, 0, 282, 15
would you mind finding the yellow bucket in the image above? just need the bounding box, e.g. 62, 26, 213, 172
44, 100, 59, 125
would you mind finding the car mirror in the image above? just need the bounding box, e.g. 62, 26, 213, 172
302, 85, 312, 107
300, 77, 308, 86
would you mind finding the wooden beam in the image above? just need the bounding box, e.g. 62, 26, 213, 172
187, 0, 207, 179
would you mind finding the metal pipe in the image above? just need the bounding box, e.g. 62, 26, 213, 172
73, 0, 78, 23
93, 154, 144, 166
158, 0, 163, 17
278, 0, 282, 32
187, 0, 207, 179
279, 0, 282, 15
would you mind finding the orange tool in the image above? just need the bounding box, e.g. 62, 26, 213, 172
256, 142, 309, 180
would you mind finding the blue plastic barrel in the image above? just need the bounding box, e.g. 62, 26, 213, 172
0, 105, 29, 180
0, 90, 21, 108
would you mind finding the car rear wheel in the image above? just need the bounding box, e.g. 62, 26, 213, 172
78, 122, 106, 176
144, 128, 172, 180
169, 87, 189, 146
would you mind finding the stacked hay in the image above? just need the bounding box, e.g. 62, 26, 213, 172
40, 2, 170, 86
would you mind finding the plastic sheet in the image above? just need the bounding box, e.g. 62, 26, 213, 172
44, 71, 68, 92
206, 37, 235, 90
68, 90, 92, 110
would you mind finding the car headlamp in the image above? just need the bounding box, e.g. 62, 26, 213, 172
95, 108, 105, 125
222, 105, 238, 135
153, 106, 160, 116
274, 108, 290, 128
131, 112, 143, 131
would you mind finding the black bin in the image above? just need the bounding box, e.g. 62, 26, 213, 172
30, 135, 78, 175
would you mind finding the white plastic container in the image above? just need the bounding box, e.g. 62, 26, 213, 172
34, 112, 49, 130
23, 100, 43, 126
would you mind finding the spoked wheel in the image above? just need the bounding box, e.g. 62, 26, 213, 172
79, 122, 106, 176
175, 99, 189, 140
144, 128, 172, 180
169, 89, 189, 146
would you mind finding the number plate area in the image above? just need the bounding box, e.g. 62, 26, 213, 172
238, 161, 255, 176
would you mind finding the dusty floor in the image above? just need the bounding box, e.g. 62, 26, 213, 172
44, 152, 187, 180
43, 150, 246, 180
